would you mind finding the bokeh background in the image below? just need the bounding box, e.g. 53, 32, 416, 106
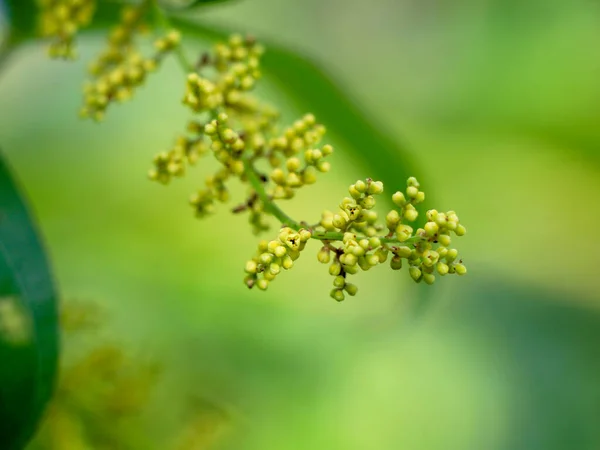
1, 0, 600, 449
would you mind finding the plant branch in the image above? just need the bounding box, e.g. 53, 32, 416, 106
242, 157, 423, 246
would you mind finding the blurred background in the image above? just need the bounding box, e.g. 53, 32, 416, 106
1, 0, 599, 449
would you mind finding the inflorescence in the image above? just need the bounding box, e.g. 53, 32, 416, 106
144, 34, 468, 300
37, 0, 97, 59
37, 1, 468, 301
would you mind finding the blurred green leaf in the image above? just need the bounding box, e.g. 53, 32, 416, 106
0, 151, 59, 450
170, 16, 433, 219
159, 0, 238, 9
450, 278, 600, 450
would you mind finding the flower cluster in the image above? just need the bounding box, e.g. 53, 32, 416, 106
34, 0, 469, 300
80, 3, 180, 121
311, 177, 467, 300
37, 0, 97, 59
244, 227, 312, 291
148, 35, 334, 234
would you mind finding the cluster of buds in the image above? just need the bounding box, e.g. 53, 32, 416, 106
149, 35, 334, 234
244, 227, 312, 290
313, 177, 467, 300
80, 3, 181, 120
182, 34, 264, 113
140, 32, 468, 300
37, 0, 97, 59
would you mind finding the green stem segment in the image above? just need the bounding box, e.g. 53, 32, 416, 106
243, 158, 421, 247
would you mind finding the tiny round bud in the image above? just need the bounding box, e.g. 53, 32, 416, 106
404, 208, 419, 222
454, 263, 467, 275
344, 283, 358, 296
396, 224, 413, 242
438, 234, 451, 247
257, 279, 269, 290
455, 224, 467, 236
424, 221, 439, 237
406, 186, 419, 198
333, 276, 346, 288
407, 177, 420, 188
245, 260, 258, 273
423, 273, 435, 285
329, 261, 342, 276
330, 289, 345, 302
322, 144, 334, 156
390, 255, 402, 270
409, 266, 422, 282
317, 248, 331, 264
354, 180, 367, 193
282, 255, 294, 269
368, 181, 384, 195
332, 214, 347, 229
436, 262, 449, 276
446, 248, 458, 263
386, 210, 401, 229
392, 191, 406, 206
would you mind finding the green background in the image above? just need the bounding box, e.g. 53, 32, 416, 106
1, 0, 599, 448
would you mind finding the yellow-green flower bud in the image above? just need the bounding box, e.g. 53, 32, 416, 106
403, 206, 419, 222
340, 253, 358, 267
407, 176, 420, 188
322, 144, 334, 156
366, 254, 379, 266
368, 180, 384, 195
445, 248, 458, 263
317, 248, 331, 264
245, 260, 258, 273
390, 255, 402, 270
329, 261, 342, 276
330, 289, 345, 302
406, 186, 419, 199
344, 204, 362, 221
349, 185, 361, 199
344, 264, 359, 274
344, 283, 358, 296
332, 214, 347, 229
424, 221, 439, 237
455, 224, 467, 236
317, 161, 331, 173
409, 266, 422, 282
269, 263, 281, 275
282, 255, 294, 269
333, 276, 346, 288
257, 279, 269, 290
436, 262, 449, 276
386, 210, 400, 229
454, 263, 467, 275
353, 180, 366, 193
286, 157, 301, 172
438, 234, 451, 247
423, 273, 435, 285
302, 167, 318, 185
259, 253, 272, 264
396, 224, 413, 242
392, 191, 406, 206
360, 195, 376, 210
422, 250, 439, 267
375, 248, 388, 263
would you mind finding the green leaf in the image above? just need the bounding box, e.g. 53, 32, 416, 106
0, 151, 59, 450
158, 0, 238, 9
170, 17, 432, 219
446, 277, 600, 449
